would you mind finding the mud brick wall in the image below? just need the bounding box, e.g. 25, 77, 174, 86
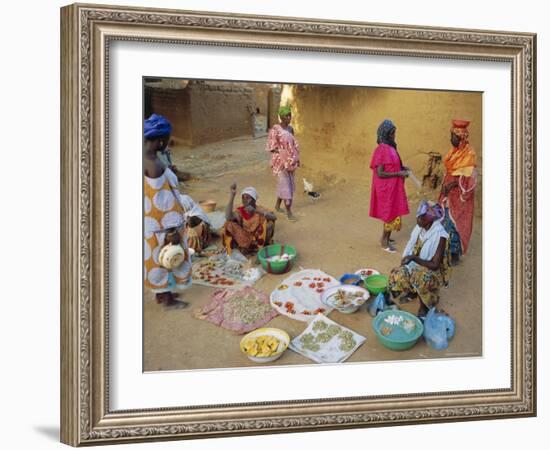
188, 82, 256, 145
145, 85, 194, 147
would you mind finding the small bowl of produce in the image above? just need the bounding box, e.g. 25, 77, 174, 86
354, 268, 380, 280
364, 274, 389, 294
321, 285, 370, 314
258, 244, 297, 274
339, 273, 363, 286
372, 310, 424, 351
240, 328, 290, 363
199, 199, 217, 212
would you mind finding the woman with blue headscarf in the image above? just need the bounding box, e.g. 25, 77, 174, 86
369, 119, 410, 253
388, 200, 450, 317
143, 114, 193, 308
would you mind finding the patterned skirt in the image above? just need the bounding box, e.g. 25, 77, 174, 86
384, 216, 402, 232
276, 170, 296, 201
388, 264, 444, 308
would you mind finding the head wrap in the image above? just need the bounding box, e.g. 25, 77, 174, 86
278, 105, 292, 117
144, 113, 172, 139
450, 119, 470, 142
241, 187, 258, 202
416, 200, 444, 222
377, 119, 397, 149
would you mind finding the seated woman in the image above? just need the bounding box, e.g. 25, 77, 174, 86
178, 193, 212, 254
222, 183, 276, 255
388, 200, 450, 317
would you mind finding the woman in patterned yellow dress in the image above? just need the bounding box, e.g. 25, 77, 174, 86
143, 114, 193, 308
388, 201, 450, 317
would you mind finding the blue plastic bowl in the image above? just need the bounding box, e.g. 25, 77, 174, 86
339, 273, 363, 286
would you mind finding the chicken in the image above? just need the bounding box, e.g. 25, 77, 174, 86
303, 178, 321, 199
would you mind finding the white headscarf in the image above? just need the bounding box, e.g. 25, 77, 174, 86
177, 194, 211, 225
241, 187, 258, 201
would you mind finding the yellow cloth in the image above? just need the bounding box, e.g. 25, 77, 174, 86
384, 216, 402, 232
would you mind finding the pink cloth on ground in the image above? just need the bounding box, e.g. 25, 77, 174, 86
194, 286, 278, 334
265, 124, 300, 175
369, 143, 410, 223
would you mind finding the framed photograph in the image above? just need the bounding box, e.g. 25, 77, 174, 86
60, 3, 536, 446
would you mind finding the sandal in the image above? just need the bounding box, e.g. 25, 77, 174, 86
382, 246, 397, 253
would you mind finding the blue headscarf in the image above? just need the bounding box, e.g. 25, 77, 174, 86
416, 200, 444, 222
376, 119, 397, 149
144, 114, 172, 139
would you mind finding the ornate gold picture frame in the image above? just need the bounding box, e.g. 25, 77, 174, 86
60, 3, 536, 446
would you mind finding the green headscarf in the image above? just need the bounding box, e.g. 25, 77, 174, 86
278, 105, 292, 117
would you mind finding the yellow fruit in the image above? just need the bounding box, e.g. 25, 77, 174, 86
242, 335, 281, 357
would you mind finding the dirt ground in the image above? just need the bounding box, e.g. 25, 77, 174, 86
143, 136, 482, 371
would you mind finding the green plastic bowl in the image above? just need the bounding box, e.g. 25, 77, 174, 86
372, 310, 424, 351
364, 274, 389, 294
257, 244, 297, 274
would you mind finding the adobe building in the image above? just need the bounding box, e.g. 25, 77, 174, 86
144, 79, 281, 147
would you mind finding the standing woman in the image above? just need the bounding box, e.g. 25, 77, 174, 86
265, 105, 301, 221
143, 114, 193, 308
439, 119, 477, 265
369, 119, 410, 253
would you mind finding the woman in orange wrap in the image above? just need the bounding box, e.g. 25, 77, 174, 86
439, 120, 477, 265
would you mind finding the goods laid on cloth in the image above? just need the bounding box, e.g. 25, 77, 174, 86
422, 308, 456, 350
191, 252, 265, 289
270, 269, 340, 322
193, 286, 278, 334
289, 315, 366, 363
372, 310, 424, 351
